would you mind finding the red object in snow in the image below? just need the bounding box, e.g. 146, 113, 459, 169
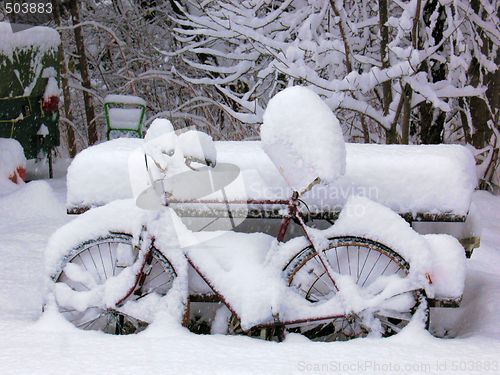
8, 167, 26, 184
17, 166, 26, 181
42, 95, 59, 113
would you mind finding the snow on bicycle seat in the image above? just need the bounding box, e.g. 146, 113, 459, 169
260, 86, 346, 192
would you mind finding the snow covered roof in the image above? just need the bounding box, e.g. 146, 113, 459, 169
0, 22, 60, 58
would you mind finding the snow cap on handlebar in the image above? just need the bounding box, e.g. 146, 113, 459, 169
128, 120, 227, 210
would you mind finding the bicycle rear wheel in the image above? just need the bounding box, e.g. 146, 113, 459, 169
283, 236, 427, 341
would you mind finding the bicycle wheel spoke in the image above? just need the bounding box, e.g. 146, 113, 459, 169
335, 247, 341, 274
376, 310, 412, 322
381, 257, 393, 275
346, 246, 351, 276
377, 316, 402, 333
357, 248, 371, 284
97, 244, 108, 279
108, 243, 116, 276
87, 248, 101, 281
357, 246, 360, 280
361, 252, 383, 287
76, 314, 101, 328
77, 254, 89, 272
345, 318, 357, 338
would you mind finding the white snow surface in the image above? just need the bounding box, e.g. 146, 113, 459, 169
177, 130, 217, 165
43, 76, 60, 99
424, 234, 466, 299
104, 94, 147, 106
0, 138, 26, 179
0, 178, 499, 374
67, 140, 477, 216
261, 86, 346, 191
108, 108, 143, 130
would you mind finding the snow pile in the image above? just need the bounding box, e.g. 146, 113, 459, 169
178, 130, 217, 167
186, 231, 277, 328
339, 143, 477, 215
45, 199, 149, 278
66, 138, 143, 208
0, 22, 60, 58
42, 68, 60, 99
141, 129, 217, 173
144, 118, 174, 141
0, 138, 26, 180
37, 124, 49, 137
0, 180, 65, 219
424, 234, 466, 299
261, 86, 346, 191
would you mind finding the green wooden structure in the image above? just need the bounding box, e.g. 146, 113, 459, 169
0, 24, 61, 160
104, 94, 146, 140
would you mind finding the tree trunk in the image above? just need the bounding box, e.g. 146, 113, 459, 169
69, 0, 98, 146
466, 0, 495, 149
52, 0, 77, 157
418, 0, 446, 144
379, 0, 392, 116
402, 85, 411, 144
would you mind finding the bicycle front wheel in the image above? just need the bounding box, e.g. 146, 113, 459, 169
52, 233, 176, 334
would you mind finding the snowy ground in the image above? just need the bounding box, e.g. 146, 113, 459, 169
0, 177, 499, 375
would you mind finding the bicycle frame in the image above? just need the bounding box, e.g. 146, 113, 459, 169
276, 191, 340, 292
115, 189, 346, 328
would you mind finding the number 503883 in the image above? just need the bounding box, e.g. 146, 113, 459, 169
5, 2, 53, 14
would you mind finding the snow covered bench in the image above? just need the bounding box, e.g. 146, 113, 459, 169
67, 138, 477, 223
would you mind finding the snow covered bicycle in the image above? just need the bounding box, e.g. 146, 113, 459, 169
46, 87, 470, 340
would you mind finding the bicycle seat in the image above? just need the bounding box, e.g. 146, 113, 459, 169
260, 86, 346, 193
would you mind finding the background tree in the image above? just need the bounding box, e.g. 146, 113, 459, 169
13, 0, 496, 189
